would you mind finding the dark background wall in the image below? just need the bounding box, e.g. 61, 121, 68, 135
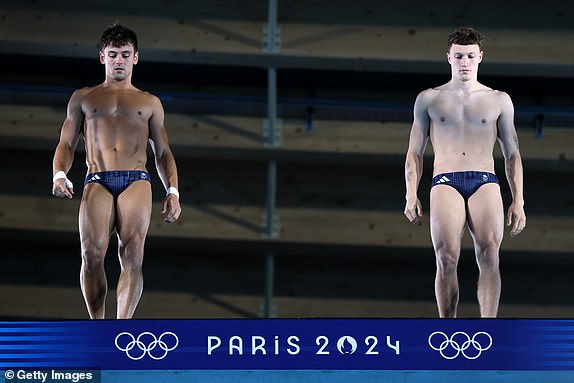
0, 0, 573, 319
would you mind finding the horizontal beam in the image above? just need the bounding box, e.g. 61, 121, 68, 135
1, 5, 573, 77
0, 194, 571, 253
1, 104, 573, 166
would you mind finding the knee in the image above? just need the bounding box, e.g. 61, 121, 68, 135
120, 258, 143, 277
118, 236, 145, 270
122, 258, 143, 273
81, 240, 107, 271
475, 242, 500, 270
434, 244, 459, 275
81, 249, 105, 272
436, 254, 458, 276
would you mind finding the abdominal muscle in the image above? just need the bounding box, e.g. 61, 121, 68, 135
83, 116, 149, 173
432, 148, 495, 175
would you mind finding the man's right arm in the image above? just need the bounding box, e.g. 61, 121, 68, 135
52, 89, 84, 198
404, 91, 431, 225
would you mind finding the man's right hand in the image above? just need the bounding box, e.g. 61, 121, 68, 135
52, 178, 74, 199
404, 198, 423, 226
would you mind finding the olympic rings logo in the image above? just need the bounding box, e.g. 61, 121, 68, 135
115, 331, 179, 360
428, 331, 492, 360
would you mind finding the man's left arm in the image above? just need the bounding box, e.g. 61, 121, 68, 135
497, 91, 526, 237
148, 95, 181, 223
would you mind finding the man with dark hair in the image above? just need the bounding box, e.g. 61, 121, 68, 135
98, 23, 138, 53
447, 26, 484, 49
52, 24, 181, 319
404, 27, 526, 317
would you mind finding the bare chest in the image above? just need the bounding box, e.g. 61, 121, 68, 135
82, 90, 152, 122
428, 92, 501, 129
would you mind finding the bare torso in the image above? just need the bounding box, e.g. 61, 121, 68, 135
426, 84, 502, 175
80, 85, 155, 173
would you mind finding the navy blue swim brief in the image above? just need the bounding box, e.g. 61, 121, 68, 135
431, 171, 499, 200
84, 170, 151, 198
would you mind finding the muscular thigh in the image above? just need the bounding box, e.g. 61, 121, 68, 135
116, 180, 152, 241
430, 185, 467, 251
79, 183, 115, 248
467, 183, 504, 245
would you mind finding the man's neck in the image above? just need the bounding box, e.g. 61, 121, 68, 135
447, 77, 481, 92
102, 77, 134, 90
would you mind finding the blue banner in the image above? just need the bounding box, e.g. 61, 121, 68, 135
0, 319, 573, 371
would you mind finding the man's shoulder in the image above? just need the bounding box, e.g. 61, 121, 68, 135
474, 83, 510, 96
415, 87, 441, 104
72, 85, 99, 97
492, 89, 510, 98
419, 85, 450, 97
128, 87, 160, 102
420, 86, 441, 94
67, 86, 99, 107
476, 88, 512, 104
142, 90, 161, 101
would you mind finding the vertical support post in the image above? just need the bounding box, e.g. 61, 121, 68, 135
535, 114, 545, 140
261, 0, 279, 318
263, 251, 275, 318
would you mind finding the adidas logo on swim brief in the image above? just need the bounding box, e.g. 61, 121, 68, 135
435, 175, 450, 183
88, 174, 101, 182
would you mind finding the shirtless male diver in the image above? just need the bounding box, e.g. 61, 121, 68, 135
52, 24, 181, 319
404, 27, 526, 318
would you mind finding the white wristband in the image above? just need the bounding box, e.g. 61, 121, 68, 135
53, 171, 73, 189
53, 171, 67, 182
167, 187, 179, 199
